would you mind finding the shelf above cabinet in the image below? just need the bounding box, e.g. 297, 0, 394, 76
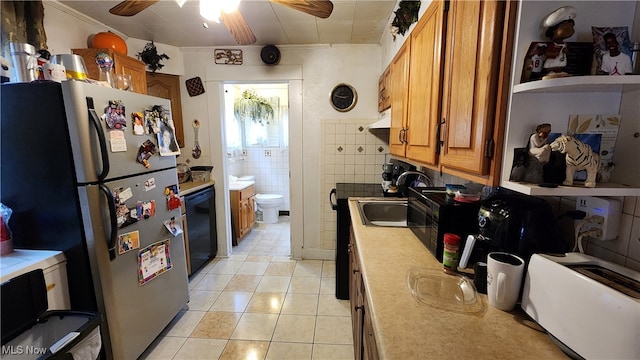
502, 180, 640, 197
513, 75, 640, 94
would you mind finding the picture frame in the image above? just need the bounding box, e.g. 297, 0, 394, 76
591, 26, 632, 75
214, 49, 243, 65
520, 41, 593, 83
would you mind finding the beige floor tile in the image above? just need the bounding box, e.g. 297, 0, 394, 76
321, 261, 336, 278
236, 261, 269, 275
246, 255, 272, 262
264, 262, 296, 276
281, 293, 319, 315
256, 276, 291, 293
199, 259, 220, 273
228, 254, 248, 262
319, 278, 336, 295
173, 338, 227, 359
271, 246, 291, 256
230, 313, 279, 341
246, 292, 285, 314
187, 271, 207, 290
271, 256, 295, 263
210, 260, 244, 275
162, 310, 207, 337
266, 342, 313, 360
288, 277, 321, 294
210, 291, 253, 312
313, 316, 353, 345
223, 274, 262, 292
219, 340, 270, 360
193, 273, 233, 291
190, 311, 242, 339
293, 260, 324, 277
311, 344, 355, 360
272, 314, 316, 343
250, 245, 276, 256
317, 295, 350, 316
139, 336, 186, 360
187, 290, 221, 311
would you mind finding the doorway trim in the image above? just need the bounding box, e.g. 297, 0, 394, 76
204, 65, 303, 259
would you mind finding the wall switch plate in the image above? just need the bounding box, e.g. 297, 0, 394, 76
575, 196, 622, 241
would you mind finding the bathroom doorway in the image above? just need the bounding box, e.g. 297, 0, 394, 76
223, 83, 291, 254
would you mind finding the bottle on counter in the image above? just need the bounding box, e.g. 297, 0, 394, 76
442, 233, 461, 273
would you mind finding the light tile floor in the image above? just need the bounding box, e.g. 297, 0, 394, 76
140, 216, 355, 360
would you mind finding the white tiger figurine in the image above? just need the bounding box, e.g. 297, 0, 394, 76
549, 135, 599, 188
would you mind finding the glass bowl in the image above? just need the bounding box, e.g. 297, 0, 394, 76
407, 267, 485, 315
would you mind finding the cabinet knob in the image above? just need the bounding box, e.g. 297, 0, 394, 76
352, 269, 359, 274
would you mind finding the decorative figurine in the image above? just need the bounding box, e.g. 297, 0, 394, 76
541, 6, 577, 79
521, 123, 552, 184
549, 135, 600, 188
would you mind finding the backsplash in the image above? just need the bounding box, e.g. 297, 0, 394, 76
320, 119, 390, 251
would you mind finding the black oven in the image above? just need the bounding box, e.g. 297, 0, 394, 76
407, 187, 480, 262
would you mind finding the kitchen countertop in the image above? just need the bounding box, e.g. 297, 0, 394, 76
348, 198, 568, 359
179, 180, 215, 196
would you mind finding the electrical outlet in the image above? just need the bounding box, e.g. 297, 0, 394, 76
575, 196, 622, 241
265, 150, 271, 157
242, 150, 247, 156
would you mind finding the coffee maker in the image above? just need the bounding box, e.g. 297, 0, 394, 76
459, 191, 567, 269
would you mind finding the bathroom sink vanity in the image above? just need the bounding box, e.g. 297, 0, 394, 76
229, 181, 255, 244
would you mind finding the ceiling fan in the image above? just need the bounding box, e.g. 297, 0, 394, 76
108, 0, 334, 45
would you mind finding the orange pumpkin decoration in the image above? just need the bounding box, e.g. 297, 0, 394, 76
90, 31, 128, 55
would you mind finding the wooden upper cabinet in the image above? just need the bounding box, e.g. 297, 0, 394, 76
389, 40, 411, 157
405, 0, 446, 166
439, 0, 506, 175
146, 72, 185, 148
72, 48, 148, 94
378, 66, 391, 112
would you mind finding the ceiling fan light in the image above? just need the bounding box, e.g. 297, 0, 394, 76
175, 0, 187, 8
221, 0, 241, 14
200, 0, 221, 22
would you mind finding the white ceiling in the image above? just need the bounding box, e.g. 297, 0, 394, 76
58, 0, 399, 47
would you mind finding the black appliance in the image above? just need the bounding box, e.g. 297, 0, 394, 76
407, 188, 481, 262
459, 191, 568, 269
330, 183, 385, 300
184, 186, 217, 275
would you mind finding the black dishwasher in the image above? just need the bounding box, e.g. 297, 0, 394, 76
184, 186, 217, 275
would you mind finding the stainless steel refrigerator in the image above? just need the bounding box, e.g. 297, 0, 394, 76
1, 80, 189, 359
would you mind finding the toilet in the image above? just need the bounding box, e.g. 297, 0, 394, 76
255, 194, 283, 224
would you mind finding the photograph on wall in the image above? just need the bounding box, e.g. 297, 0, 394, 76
118, 230, 140, 255
592, 26, 632, 75
520, 41, 593, 82
138, 239, 172, 285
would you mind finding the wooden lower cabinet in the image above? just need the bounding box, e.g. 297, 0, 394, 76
230, 185, 255, 243
349, 227, 379, 360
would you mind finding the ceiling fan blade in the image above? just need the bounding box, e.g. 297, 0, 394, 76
109, 0, 159, 16
220, 11, 257, 45
270, 0, 334, 19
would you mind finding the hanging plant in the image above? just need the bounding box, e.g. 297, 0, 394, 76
233, 89, 274, 125
390, 1, 421, 41
137, 41, 169, 74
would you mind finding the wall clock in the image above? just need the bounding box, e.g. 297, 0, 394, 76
330, 83, 357, 112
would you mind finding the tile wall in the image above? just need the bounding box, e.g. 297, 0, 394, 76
320, 119, 390, 251
227, 147, 291, 211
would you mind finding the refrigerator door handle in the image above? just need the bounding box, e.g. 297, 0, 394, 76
99, 184, 118, 260
86, 97, 110, 182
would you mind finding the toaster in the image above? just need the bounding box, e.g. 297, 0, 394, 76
521, 253, 640, 359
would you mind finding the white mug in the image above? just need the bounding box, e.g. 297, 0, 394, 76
486, 252, 524, 311
43, 63, 66, 82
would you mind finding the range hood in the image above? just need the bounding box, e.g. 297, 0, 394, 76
367, 108, 390, 129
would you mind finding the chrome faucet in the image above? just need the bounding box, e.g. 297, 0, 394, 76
396, 170, 433, 188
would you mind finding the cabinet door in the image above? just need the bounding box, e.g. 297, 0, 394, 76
113, 52, 148, 94
363, 296, 379, 360
389, 41, 411, 157
147, 73, 185, 148
440, 0, 505, 175
349, 230, 364, 360
248, 195, 256, 229
378, 66, 391, 112
405, 0, 446, 165
239, 199, 250, 237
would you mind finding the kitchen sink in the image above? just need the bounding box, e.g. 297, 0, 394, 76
356, 199, 409, 227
